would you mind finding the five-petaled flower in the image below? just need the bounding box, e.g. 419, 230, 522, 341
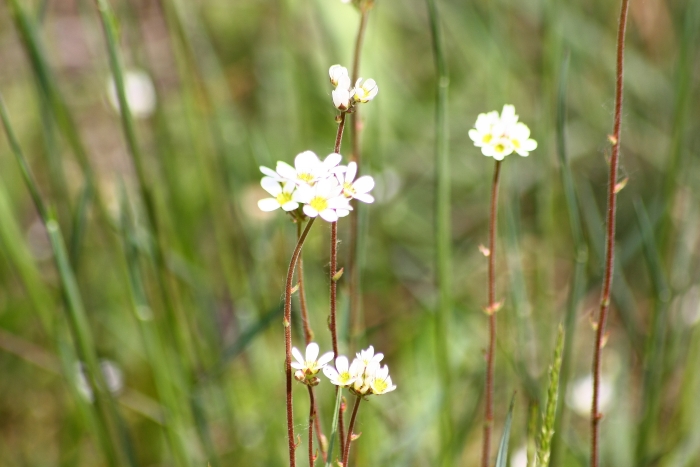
257, 178, 298, 212
292, 343, 334, 386
323, 356, 362, 387
469, 104, 537, 160
337, 162, 375, 204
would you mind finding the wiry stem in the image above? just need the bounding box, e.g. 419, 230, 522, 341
286, 218, 317, 467
348, 7, 370, 351
482, 160, 502, 467
342, 395, 363, 467
297, 221, 326, 461
331, 111, 347, 454
308, 385, 317, 466
591, 0, 630, 465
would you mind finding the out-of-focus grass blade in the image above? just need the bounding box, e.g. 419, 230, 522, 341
495, 393, 516, 467
68, 182, 92, 270
119, 187, 193, 467
220, 304, 284, 366
1, 92, 124, 467
425, 0, 453, 463
7, 0, 113, 229
633, 199, 670, 465
551, 51, 588, 466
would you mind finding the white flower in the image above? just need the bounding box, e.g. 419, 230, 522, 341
332, 87, 353, 111
277, 151, 343, 186
323, 356, 362, 387
337, 162, 375, 203
329, 65, 350, 88
355, 345, 383, 368
469, 104, 537, 160
368, 364, 396, 395
509, 122, 538, 157
257, 178, 299, 212
259, 165, 286, 182
294, 178, 352, 222
107, 69, 156, 119
292, 343, 334, 386
353, 78, 378, 103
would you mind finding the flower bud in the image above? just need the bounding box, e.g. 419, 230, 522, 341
329, 65, 350, 88
353, 78, 378, 103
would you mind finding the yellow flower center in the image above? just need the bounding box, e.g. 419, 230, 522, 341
373, 378, 387, 394
298, 173, 314, 183
481, 134, 493, 144
309, 196, 328, 213
338, 372, 352, 384
275, 191, 293, 206
494, 142, 507, 154
343, 182, 355, 198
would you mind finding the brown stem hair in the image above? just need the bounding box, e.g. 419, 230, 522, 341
591, 0, 630, 465
342, 395, 363, 467
286, 218, 317, 467
481, 159, 502, 467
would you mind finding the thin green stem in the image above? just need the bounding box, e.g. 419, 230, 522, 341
297, 221, 314, 344
325, 388, 344, 467
348, 7, 370, 351
591, 0, 630, 465
286, 218, 317, 467
342, 395, 362, 467
426, 0, 453, 463
482, 160, 502, 467
331, 112, 348, 453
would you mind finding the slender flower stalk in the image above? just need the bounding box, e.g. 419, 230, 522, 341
285, 219, 317, 467
342, 395, 363, 467
469, 104, 536, 467
308, 385, 317, 466
482, 160, 502, 467
591, 0, 630, 465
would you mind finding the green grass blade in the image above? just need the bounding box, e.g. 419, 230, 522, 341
325, 388, 344, 467
495, 393, 517, 467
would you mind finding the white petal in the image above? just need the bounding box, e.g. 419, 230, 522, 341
323, 153, 342, 169
522, 138, 537, 151
292, 347, 305, 366
335, 356, 349, 373
295, 151, 321, 172
257, 198, 280, 211
344, 161, 357, 183
319, 209, 338, 222
276, 161, 297, 180
354, 193, 374, 204
260, 166, 279, 179
303, 205, 319, 218
323, 366, 338, 379
305, 343, 320, 362
261, 177, 282, 196
468, 129, 483, 145
281, 201, 299, 211
317, 352, 334, 367
352, 176, 374, 193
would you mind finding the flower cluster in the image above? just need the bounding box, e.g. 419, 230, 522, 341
469, 104, 537, 160
323, 345, 396, 396
257, 151, 375, 222
292, 343, 334, 386
329, 64, 378, 111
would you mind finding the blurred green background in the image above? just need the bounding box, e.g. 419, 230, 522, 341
0, 0, 699, 466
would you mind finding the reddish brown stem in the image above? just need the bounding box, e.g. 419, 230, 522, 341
297, 221, 314, 344
308, 385, 316, 467
286, 218, 317, 467
591, 0, 630, 465
342, 395, 362, 467
481, 160, 502, 467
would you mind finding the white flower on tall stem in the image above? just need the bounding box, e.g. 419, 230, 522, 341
294, 178, 352, 223
277, 151, 343, 186
292, 342, 334, 386
469, 104, 537, 160
352, 78, 378, 103
257, 178, 299, 212
323, 356, 362, 387
369, 364, 397, 395
332, 87, 353, 111
337, 162, 375, 203
355, 345, 383, 368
